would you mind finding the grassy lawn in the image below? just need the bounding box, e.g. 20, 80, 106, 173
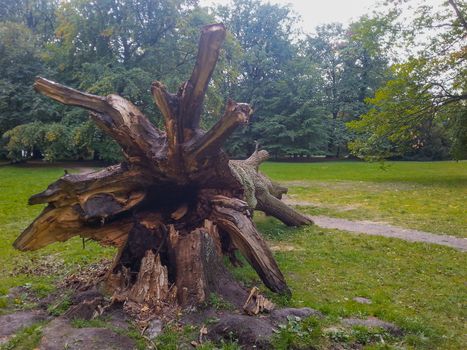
0, 162, 465, 349
261, 161, 467, 237
254, 216, 467, 349
0, 166, 115, 299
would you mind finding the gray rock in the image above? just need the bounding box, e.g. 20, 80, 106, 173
146, 318, 163, 339
342, 317, 402, 335
270, 307, 323, 324
352, 297, 372, 304
39, 317, 137, 350
208, 314, 274, 349
0, 310, 48, 344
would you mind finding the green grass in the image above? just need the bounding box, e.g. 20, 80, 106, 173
260, 160, 467, 185
0, 162, 466, 349
252, 216, 467, 349
0, 166, 115, 300
261, 161, 467, 237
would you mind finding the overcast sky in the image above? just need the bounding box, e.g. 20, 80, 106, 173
199, 0, 445, 34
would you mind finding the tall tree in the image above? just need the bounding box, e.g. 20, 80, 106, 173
0, 0, 58, 40
348, 0, 467, 160
306, 18, 390, 157
215, 0, 299, 156
0, 22, 58, 140
306, 24, 346, 157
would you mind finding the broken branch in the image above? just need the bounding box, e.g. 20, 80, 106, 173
179, 23, 227, 130
187, 100, 251, 161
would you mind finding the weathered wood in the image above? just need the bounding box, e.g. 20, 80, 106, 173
14, 205, 133, 250
243, 287, 275, 315
180, 23, 226, 130
151, 81, 180, 159
211, 196, 291, 295
34, 78, 166, 166
257, 190, 313, 226
244, 149, 270, 170
128, 250, 169, 304
169, 227, 208, 305
187, 99, 252, 162
229, 150, 313, 227
16, 23, 314, 314
14, 165, 152, 251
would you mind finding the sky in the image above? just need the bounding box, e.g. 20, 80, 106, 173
199, 0, 445, 35
199, 0, 378, 33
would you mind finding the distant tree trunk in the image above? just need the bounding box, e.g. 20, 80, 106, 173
13, 24, 312, 313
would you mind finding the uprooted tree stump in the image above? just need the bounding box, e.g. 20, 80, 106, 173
14, 24, 312, 318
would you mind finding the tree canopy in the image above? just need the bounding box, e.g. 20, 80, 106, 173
1, 0, 465, 162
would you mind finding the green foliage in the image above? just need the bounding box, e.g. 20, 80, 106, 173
306, 17, 392, 158
0, 0, 464, 161
272, 315, 324, 349
3, 121, 122, 162
0, 21, 58, 141
349, 0, 467, 160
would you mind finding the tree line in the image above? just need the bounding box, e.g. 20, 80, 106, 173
1, 0, 465, 162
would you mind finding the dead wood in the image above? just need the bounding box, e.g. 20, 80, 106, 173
14, 23, 312, 317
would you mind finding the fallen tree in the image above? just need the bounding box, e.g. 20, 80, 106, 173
14, 24, 312, 315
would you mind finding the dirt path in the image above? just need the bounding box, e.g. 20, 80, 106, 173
309, 215, 467, 252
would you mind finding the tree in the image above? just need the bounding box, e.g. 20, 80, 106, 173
251, 55, 328, 158
2, 0, 236, 162
348, 0, 467, 160
14, 25, 312, 316
0, 0, 58, 40
306, 17, 391, 158
215, 0, 299, 157
0, 21, 58, 140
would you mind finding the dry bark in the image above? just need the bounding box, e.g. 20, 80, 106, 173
14, 23, 312, 312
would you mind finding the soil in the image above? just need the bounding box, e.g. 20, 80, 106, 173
1, 285, 403, 349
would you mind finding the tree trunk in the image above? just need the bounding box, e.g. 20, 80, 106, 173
13, 24, 312, 313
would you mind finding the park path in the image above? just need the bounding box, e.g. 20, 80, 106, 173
308, 215, 467, 252
73, 167, 466, 252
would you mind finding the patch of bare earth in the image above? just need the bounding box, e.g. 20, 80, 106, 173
269, 243, 302, 252
309, 216, 467, 252
280, 181, 466, 251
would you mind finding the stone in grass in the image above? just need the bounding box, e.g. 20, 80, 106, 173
342, 317, 402, 336
352, 297, 372, 305
39, 317, 137, 350
207, 307, 322, 349
208, 314, 274, 349
270, 307, 323, 324
0, 310, 48, 344
145, 318, 163, 339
